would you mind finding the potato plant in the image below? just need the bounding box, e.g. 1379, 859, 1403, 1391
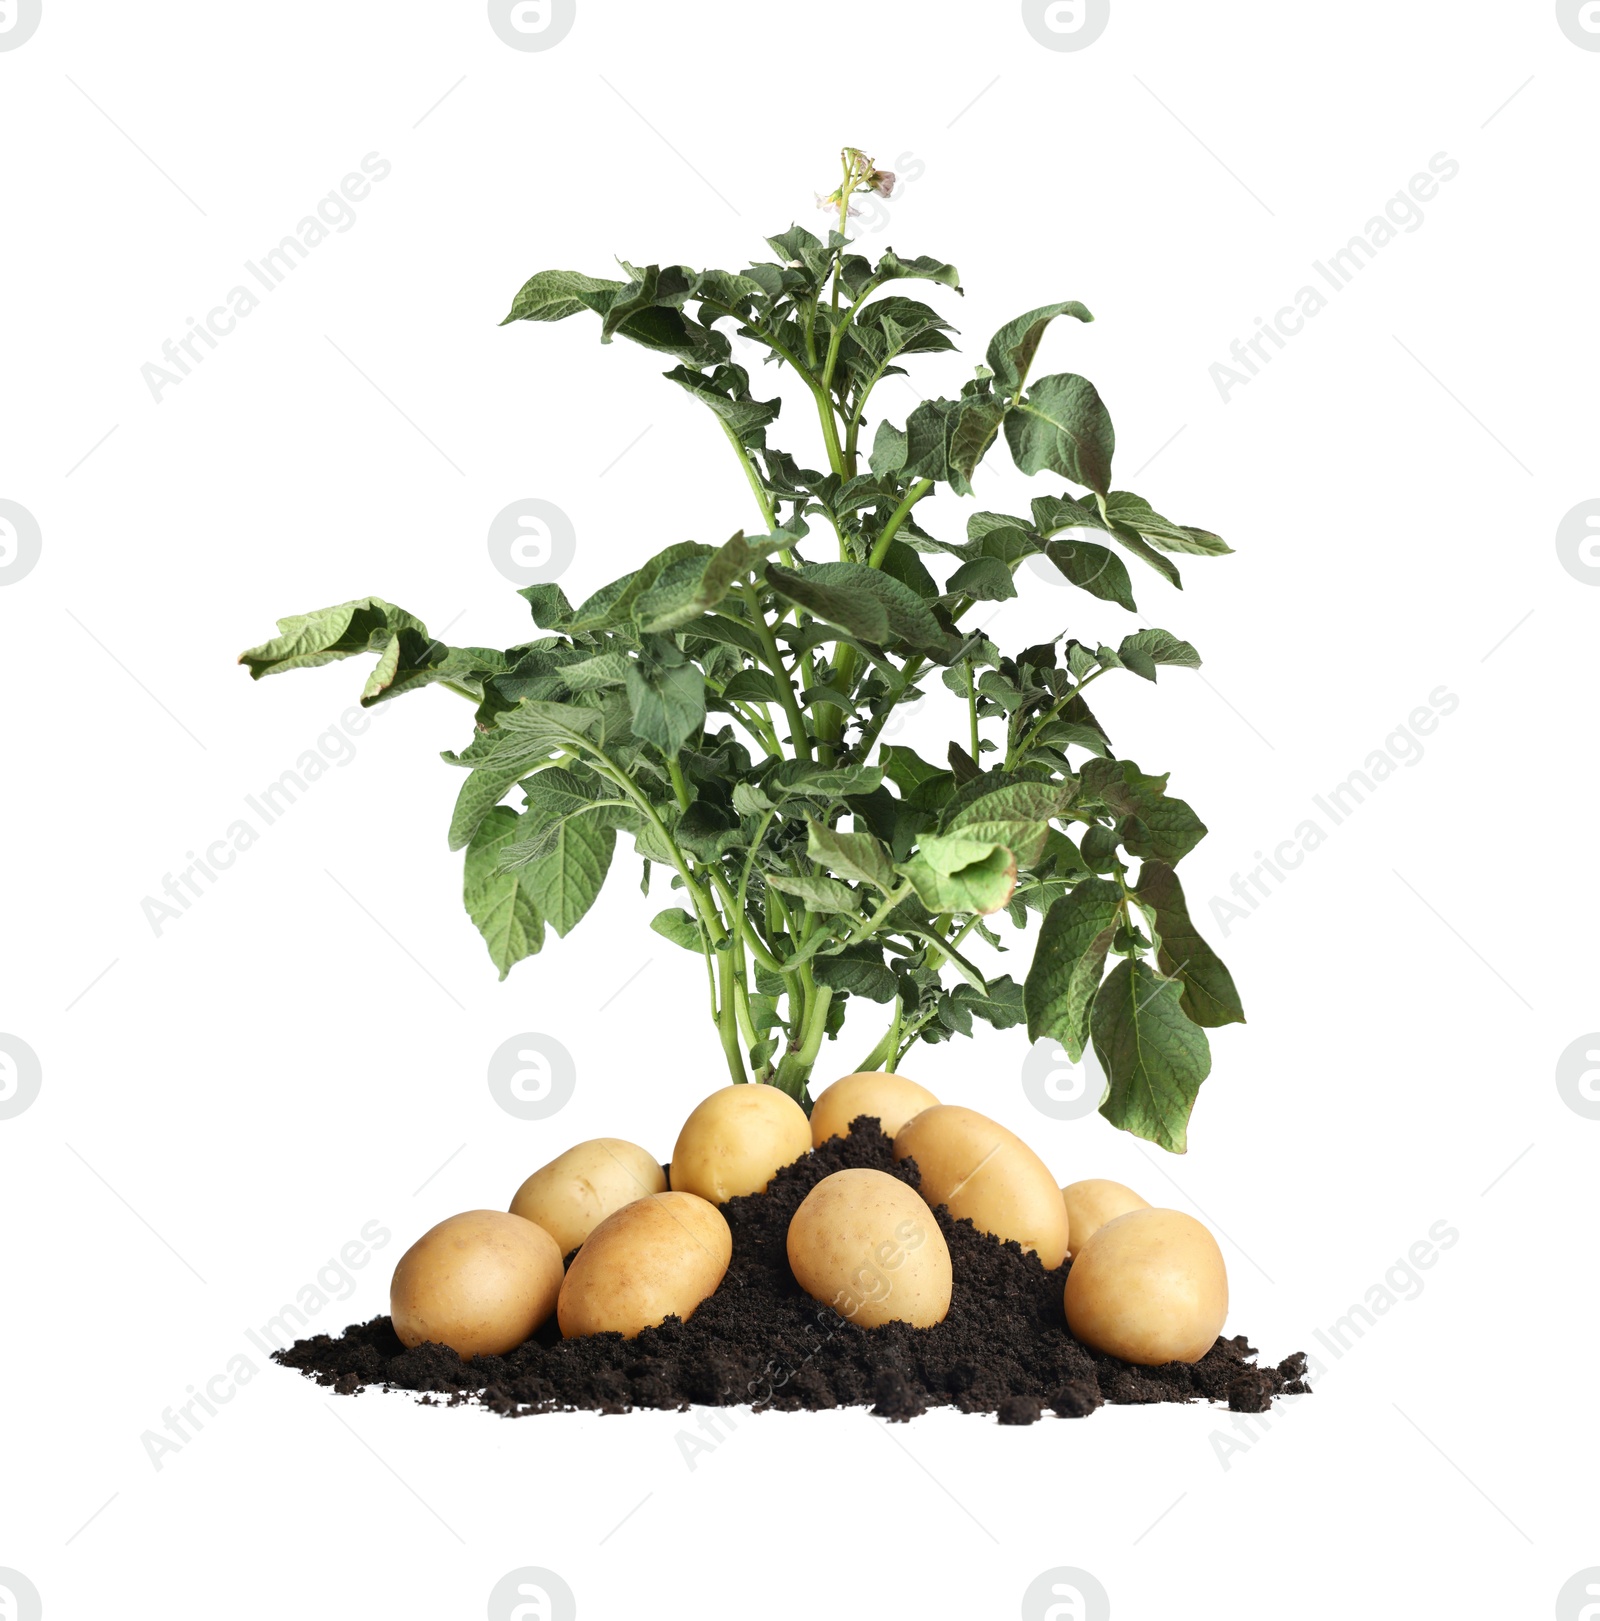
241, 150, 1245, 1152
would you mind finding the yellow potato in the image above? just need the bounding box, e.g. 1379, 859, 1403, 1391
1062, 1178, 1151, 1258
390, 1210, 562, 1359
1064, 1207, 1228, 1365
557, 1192, 732, 1338
510, 1138, 666, 1255
670, 1083, 810, 1203
809, 1071, 941, 1146
893, 1105, 1069, 1269
787, 1169, 952, 1328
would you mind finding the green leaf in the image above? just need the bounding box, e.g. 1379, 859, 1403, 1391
463, 807, 545, 979
1117, 628, 1201, 682
945, 556, 1017, 602
1023, 878, 1121, 1058
1081, 757, 1208, 864
879, 745, 944, 796
765, 562, 888, 643
1042, 538, 1136, 611
442, 705, 605, 849
948, 817, 1049, 869
1104, 492, 1233, 556
625, 652, 705, 754
873, 249, 963, 292
1132, 862, 1245, 1028
899, 835, 1017, 916
633, 533, 763, 634
948, 398, 1009, 481
239, 597, 428, 681
776, 561, 949, 655
520, 813, 615, 937
1003, 373, 1116, 495
986, 301, 1094, 396
1107, 523, 1184, 590
869, 420, 908, 478
1091, 958, 1212, 1153
500, 269, 624, 326
812, 944, 898, 1003
560, 651, 633, 691
771, 760, 884, 799
651, 907, 703, 953
665, 364, 781, 450
518, 583, 574, 629
806, 820, 896, 893
765, 871, 860, 915
946, 778, 1077, 833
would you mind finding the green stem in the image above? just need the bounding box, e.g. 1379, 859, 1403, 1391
742, 581, 812, 761
966, 661, 979, 761
1009, 669, 1108, 768
716, 417, 779, 534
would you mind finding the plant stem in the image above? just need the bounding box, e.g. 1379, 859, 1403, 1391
717, 417, 779, 534
742, 581, 812, 762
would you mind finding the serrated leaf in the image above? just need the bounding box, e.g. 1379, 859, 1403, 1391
985, 301, 1094, 395
1091, 958, 1212, 1153
1024, 879, 1121, 1057
463, 807, 545, 979
1132, 862, 1245, 1028
1003, 372, 1116, 495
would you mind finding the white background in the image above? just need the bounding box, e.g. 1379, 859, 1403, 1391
2, 2, 1596, 1617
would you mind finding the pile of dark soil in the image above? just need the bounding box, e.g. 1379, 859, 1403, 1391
277, 1120, 1308, 1423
